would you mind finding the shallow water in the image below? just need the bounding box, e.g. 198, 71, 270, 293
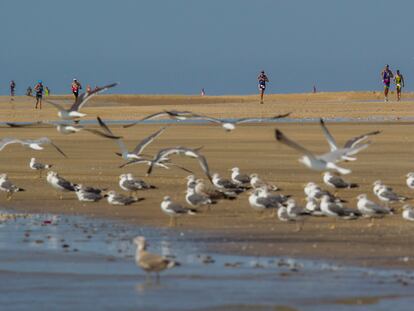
0, 211, 414, 311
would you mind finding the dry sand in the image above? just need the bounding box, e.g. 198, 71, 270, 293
2, 93, 414, 268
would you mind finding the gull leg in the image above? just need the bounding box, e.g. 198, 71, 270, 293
168, 217, 174, 227
294, 220, 304, 232
39, 170, 42, 179
6, 192, 12, 201
367, 217, 375, 228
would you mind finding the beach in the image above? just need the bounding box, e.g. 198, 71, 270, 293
2, 93, 414, 269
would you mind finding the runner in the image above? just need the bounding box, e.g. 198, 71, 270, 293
10, 80, 16, 97
394, 70, 405, 101
381, 65, 393, 102
71, 78, 82, 99
257, 70, 269, 104
34, 81, 44, 109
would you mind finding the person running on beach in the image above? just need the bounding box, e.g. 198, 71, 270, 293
71, 78, 82, 99
394, 70, 405, 101
381, 65, 393, 102
257, 70, 269, 104
34, 81, 44, 109
10, 80, 16, 97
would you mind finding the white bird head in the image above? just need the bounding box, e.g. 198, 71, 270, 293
356, 194, 367, 200
133, 236, 148, 251
0, 173, 8, 180
231, 167, 239, 173
30, 157, 36, 164
126, 173, 134, 179
250, 173, 258, 179
407, 172, 414, 178
402, 204, 413, 211
373, 180, 383, 186
163, 196, 171, 202
107, 190, 116, 197
119, 174, 127, 180
186, 175, 195, 181
47, 171, 57, 178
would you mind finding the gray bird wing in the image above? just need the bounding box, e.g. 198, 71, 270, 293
319, 119, 339, 151
236, 112, 291, 124
70, 83, 118, 112
132, 127, 166, 155
344, 131, 381, 149
275, 129, 317, 160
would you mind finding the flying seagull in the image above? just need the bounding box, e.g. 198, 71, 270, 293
6, 120, 121, 139
124, 110, 201, 128
194, 113, 291, 132
42, 83, 118, 120
275, 129, 354, 175
96, 116, 166, 161
319, 118, 380, 161
0, 137, 67, 158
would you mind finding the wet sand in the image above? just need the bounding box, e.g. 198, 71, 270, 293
2, 93, 414, 268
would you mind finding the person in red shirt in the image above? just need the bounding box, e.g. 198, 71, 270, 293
71, 78, 82, 99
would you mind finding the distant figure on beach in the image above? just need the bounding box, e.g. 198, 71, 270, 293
10, 80, 16, 97
45, 86, 50, 96
26, 86, 32, 96
381, 64, 393, 102
34, 81, 44, 109
201, 88, 205, 96
394, 70, 405, 101
71, 78, 82, 99
313, 85, 317, 94
86, 84, 92, 93
257, 70, 269, 104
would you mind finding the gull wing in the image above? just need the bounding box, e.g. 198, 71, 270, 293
97, 116, 115, 136
36, 138, 67, 158
235, 112, 291, 124
319, 119, 339, 151
119, 159, 151, 169
132, 127, 166, 156
0, 138, 25, 151
344, 131, 381, 149
192, 114, 223, 125
6, 121, 50, 128
83, 128, 122, 139
141, 111, 170, 121
274, 129, 317, 159
70, 83, 118, 112
42, 98, 66, 112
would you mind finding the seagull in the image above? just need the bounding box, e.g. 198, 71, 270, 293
42, 83, 118, 120
124, 110, 201, 128
194, 178, 237, 201
160, 196, 197, 227
6, 120, 122, 139
29, 157, 52, 178
323, 172, 358, 189
212, 173, 245, 193
402, 205, 414, 221
248, 188, 281, 215
275, 129, 354, 175
194, 113, 291, 132
356, 194, 393, 218
186, 175, 196, 189
0, 174, 25, 200
319, 118, 380, 161
96, 117, 166, 160
284, 198, 312, 231
230, 167, 251, 186
106, 190, 140, 206
185, 187, 213, 209
133, 236, 180, 280
305, 196, 324, 215
74, 184, 105, 202
374, 182, 407, 206
146, 147, 212, 181
0, 137, 67, 157
320, 195, 360, 220
119, 173, 155, 194
304, 182, 344, 202
249, 173, 279, 191
406, 173, 414, 189
46, 171, 76, 199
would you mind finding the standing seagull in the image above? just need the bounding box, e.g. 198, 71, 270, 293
160, 196, 197, 227
230, 167, 251, 186
119, 174, 155, 195
249, 173, 279, 191
406, 172, 414, 189
193, 113, 291, 132
133, 236, 180, 281
185, 187, 213, 209
74, 184, 105, 202
0, 137, 67, 158
323, 172, 358, 189
275, 129, 354, 175
402, 205, 414, 222
0, 174, 25, 200
29, 158, 52, 178
46, 171, 77, 199
106, 190, 140, 206
356, 194, 393, 219
42, 83, 118, 120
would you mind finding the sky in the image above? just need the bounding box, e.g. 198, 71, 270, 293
1, 0, 414, 95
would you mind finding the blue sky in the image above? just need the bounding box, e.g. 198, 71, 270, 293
1, 0, 413, 95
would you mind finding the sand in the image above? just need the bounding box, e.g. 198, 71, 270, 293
2, 92, 414, 268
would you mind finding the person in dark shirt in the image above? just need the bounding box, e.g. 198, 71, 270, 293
10, 80, 16, 97
34, 81, 44, 109
71, 78, 82, 99
257, 70, 269, 104
381, 65, 393, 102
